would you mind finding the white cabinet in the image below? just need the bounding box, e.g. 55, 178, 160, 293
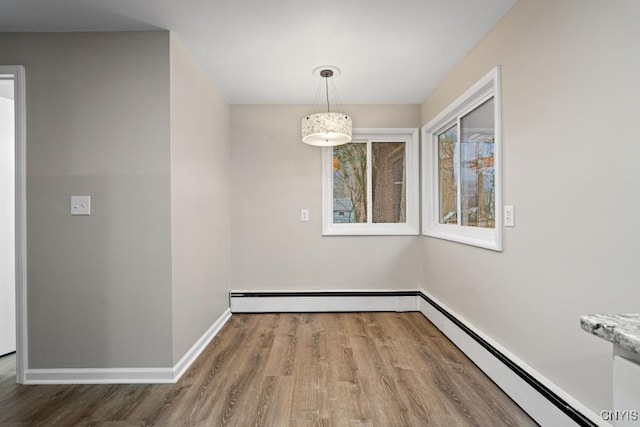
612, 348, 640, 426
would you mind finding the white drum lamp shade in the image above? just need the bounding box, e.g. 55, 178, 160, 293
301, 112, 352, 146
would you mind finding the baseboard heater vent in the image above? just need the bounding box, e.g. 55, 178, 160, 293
417, 292, 596, 427
229, 290, 419, 313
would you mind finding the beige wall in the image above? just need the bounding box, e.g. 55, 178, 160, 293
0, 32, 174, 368
231, 105, 423, 291
420, 0, 640, 412
169, 35, 231, 362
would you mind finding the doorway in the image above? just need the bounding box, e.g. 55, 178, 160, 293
0, 76, 15, 360
0, 66, 26, 384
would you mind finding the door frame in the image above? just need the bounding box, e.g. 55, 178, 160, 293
0, 65, 27, 384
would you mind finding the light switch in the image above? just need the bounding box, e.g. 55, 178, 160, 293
504, 205, 514, 227
300, 209, 309, 222
71, 196, 91, 215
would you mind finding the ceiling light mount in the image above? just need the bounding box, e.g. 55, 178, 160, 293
302, 65, 352, 147
312, 65, 341, 79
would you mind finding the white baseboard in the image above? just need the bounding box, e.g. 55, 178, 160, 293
23, 308, 232, 385
172, 308, 232, 380
229, 290, 418, 313
23, 367, 176, 384
418, 289, 605, 427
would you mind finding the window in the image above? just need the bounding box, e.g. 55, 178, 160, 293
322, 128, 419, 235
422, 66, 502, 250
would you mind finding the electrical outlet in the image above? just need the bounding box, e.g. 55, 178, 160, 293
504, 205, 514, 227
71, 195, 91, 215
300, 209, 309, 222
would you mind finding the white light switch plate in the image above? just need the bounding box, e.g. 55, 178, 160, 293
71, 196, 91, 215
300, 209, 309, 222
504, 205, 514, 227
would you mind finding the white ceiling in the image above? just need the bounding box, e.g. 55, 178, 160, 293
0, 0, 517, 104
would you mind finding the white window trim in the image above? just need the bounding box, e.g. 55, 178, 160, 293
422, 66, 502, 251
322, 128, 420, 236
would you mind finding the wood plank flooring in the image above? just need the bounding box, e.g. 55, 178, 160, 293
0, 313, 537, 426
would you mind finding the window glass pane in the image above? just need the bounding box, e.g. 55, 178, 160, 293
333, 143, 367, 223
372, 142, 406, 223
460, 97, 495, 228
438, 125, 458, 224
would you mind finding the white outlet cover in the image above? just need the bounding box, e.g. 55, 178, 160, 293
71, 195, 91, 215
504, 205, 514, 227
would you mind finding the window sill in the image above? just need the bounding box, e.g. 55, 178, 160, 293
423, 227, 502, 251
323, 222, 420, 236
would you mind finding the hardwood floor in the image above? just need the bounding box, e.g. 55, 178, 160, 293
0, 313, 536, 426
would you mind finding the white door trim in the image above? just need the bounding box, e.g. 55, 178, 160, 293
0, 65, 27, 384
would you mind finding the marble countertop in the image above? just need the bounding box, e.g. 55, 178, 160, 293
580, 314, 640, 354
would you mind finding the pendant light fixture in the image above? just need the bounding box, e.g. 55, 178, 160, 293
301, 67, 352, 147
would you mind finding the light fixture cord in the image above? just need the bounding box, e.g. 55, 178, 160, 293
325, 76, 330, 113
